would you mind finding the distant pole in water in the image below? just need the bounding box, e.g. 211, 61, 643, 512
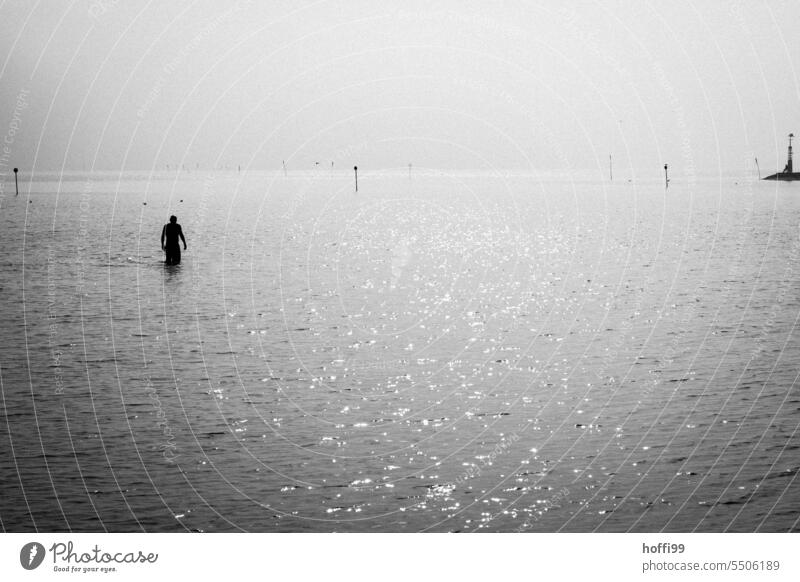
755, 157, 761, 179
609, 154, 613, 182
282, 160, 287, 176
354, 166, 358, 192
664, 163, 669, 189
13, 167, 18, 196
238, 165, 241, 172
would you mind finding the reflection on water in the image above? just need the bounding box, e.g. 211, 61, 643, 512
1, 172, 799, 532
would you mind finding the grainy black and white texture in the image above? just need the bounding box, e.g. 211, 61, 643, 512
1, 1, 799, 532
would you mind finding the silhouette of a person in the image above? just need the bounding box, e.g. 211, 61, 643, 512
161, 215, 186, 265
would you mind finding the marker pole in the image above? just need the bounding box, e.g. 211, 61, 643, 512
664, 164, 669, 189
354, 166, 358, 192
14, 167, 18, 196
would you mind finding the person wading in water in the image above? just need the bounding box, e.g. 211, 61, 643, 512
161, 215, 187, 265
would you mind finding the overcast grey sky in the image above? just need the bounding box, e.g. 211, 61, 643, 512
1, 0, 799, 177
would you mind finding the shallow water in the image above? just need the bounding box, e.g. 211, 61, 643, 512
1, 171, 799, 532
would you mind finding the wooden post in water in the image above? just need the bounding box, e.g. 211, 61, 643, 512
354, 166, 358, 192
755, 157, 761, 179
609, 154, 613, 181
13, 167, 18, 196
664, 163, 669, 189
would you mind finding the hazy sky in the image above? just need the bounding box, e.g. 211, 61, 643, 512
1, 0, 799, 177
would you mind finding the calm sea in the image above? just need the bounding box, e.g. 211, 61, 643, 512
1, 170, 798, 532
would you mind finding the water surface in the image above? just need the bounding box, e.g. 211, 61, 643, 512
1, 171, 798, 532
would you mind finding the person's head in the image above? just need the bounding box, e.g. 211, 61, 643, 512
169, 215, 177, 223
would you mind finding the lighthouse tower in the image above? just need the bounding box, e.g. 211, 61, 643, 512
764, 132, 800, 180
783, 133, 794, 173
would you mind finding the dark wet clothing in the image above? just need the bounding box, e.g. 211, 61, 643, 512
165, 245, 181, 265
162, 222, 185, 265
